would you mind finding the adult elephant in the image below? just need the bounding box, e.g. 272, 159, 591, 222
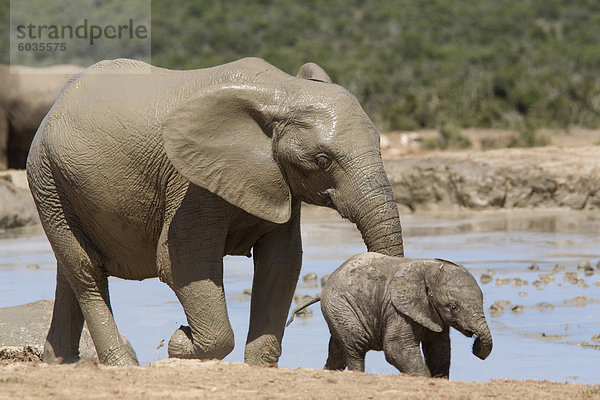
0, 64, 82, 169
27, 57, 404, 366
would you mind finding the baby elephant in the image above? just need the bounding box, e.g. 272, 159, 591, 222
287, 252, 492, 378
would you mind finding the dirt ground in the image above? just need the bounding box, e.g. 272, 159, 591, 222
1, 358, 599, 400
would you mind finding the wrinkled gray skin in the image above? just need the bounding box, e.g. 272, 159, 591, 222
0, 64, 81, 169
287, 253, 492, 377
26, 58, 404, 366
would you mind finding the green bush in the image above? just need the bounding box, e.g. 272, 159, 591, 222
2, 0, 599, 133
423, 123, 472, 150
508, 121, 551, 148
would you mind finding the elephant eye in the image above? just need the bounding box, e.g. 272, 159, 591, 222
315, 154, 332, 170
449, 303, 458, 312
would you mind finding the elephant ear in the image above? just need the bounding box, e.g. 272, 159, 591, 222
296, 63, 332, 83
161, 84, 291, 224
390, 261, 443, 333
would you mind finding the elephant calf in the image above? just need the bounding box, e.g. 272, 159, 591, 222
287, 252, 493, 378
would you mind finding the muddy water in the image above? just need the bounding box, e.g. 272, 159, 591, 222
1, 207, 599, 383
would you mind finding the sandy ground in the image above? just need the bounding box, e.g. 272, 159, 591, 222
1, 358, 599, 400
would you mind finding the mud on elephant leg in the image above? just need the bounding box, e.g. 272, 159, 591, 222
45, 271, 140, 364
43, 225, 138, 366
244, 334, 282, 366
168, 275, 235, 360
163, 192, 235, 361
76, 277, 138, 366
383, 319, 431, 377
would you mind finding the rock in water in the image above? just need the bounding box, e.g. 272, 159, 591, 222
0, 300, 97, 361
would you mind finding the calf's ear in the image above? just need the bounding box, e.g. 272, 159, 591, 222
390, 261, 443, 333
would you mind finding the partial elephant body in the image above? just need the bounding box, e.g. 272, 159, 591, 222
0, 64, 82, 169
31, 60, 302, 280
27, 58, 404, 366
288, 253, 492, 378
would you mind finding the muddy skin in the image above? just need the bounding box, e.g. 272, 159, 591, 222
320, 274, 331, 287
26, 58, 404, 367
288, 254, 492, 377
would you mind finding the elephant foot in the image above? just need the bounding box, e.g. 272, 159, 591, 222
168, 325, 234, 360
43, 331, 137, 365
43, 341, 80, 364
97, 344, 139, 366
244, 334, 280, 367
168, 325, 194, 359
96, 333, 139, 366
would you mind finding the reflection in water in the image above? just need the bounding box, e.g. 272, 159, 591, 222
0, 207, 599, 383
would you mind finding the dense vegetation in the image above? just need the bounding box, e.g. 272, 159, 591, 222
2, 0, 600, 138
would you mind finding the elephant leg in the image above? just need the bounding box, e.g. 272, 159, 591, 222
47, 224, 137, 366
31, 169, 137, 366
383, 342, 430, 377
43, 266, 85, 363
330, 333, 366, 371
346, 358, 365, 371
383, 322, 431, 377
74, 275, 138, 366
346, 353, 366, 372
244, 208, 302, 366
163, 194, 235, 360
324, 336, 346, 370
167, 263, 235, 360
422, 327, 451, 378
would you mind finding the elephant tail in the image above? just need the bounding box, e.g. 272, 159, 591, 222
286, 293, 322, 327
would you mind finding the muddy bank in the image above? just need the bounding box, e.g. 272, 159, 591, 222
0, 170, 37, 229
385, 145, 600, 211
0, 300, 98, 362
0, 300, 140, 364
0, 359, 597, 400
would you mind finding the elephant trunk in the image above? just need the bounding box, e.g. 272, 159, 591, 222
355, 195, 404, 257
340, 163, 404, 257
471, 319, 493, 360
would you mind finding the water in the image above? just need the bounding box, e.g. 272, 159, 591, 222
1, 207, 599, 384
